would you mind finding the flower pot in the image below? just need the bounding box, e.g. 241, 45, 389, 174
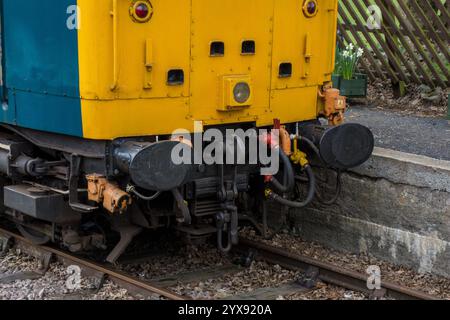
338, 73, 368, 98
332, 74, 341, 89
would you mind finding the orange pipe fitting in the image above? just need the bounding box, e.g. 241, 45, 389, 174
86, 174, 131, 214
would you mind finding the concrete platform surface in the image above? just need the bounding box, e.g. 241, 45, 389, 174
346, 107, 449, 161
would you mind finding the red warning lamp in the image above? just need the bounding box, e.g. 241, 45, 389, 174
303, 0, 319, 18
135, 3, 149, 19
130, 1, 153, 22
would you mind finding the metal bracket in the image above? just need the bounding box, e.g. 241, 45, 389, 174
36, 251, 53, 275
297, 266, 320, 289
106, 224, 143, 264
69, 155, 98, 213
0, 235, 13, 257
216, 165, 239, 253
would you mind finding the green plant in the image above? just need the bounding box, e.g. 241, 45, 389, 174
334, 43, 364, 80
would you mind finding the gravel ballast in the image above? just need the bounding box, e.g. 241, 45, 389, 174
0, 249, 135, 300
241, 228, 450, 299
1, 229, 448, 300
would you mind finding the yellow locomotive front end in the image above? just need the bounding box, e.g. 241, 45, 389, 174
78, 0, 339, 139
0, 0, 375, 262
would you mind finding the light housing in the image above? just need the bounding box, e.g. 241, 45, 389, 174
219, 75, 253, 111
130, 1, 153, 22
303, 0, 318, 18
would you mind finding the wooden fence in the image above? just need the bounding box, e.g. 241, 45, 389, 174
338, 0, 449, 88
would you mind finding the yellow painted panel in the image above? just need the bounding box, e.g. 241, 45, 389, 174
81, 98, 192, 140
271, 0, 338, 89
76, 0, 339, 139
190, 0, 274, 121
78, 0, 191, 100
262, 87, 318, 126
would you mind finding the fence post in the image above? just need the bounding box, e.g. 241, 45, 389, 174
447, 90, 450, 121
382, 0, 407, 97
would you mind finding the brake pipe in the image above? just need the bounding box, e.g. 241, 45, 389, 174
267, 148, 296, 194
291, 135, 322, 161
267, 164, 316, 208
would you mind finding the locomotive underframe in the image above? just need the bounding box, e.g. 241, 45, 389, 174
0, 122, 280, 261
0, 118, 374, 262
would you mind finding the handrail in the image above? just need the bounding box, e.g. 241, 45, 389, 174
110, 0, 119, 91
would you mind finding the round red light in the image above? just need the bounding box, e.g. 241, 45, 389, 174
306, 1, 317, 15
135, 3, 149, 19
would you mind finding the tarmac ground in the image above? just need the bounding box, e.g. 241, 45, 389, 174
346, 106, 449, 161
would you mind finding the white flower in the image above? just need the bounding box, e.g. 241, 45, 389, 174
342, 50, 350, 58
347, 43, 354, 51
357, 48, 364, 58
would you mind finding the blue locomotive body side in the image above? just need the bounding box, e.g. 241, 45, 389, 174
0, 0, 83, 137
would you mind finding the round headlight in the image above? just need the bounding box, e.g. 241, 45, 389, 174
233, 82, 251, 104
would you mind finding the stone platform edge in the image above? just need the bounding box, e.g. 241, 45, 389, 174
292, 147, 450, 278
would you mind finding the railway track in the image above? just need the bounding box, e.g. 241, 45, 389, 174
0, 227, 187, 301
0, 227, 440, 300
238, 238, 439, 301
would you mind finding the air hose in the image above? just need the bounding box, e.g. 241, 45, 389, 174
268, 165, 316, 208
315, 169, 342, 205
266, 134, 344, 208
268, 148, 295, 194
295, 136, 322, 161
294, 135, 343, 205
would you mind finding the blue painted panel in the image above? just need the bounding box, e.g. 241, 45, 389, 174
2, 0, 79, 96
14, 90, 82, 137
0, 0, 83, 137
